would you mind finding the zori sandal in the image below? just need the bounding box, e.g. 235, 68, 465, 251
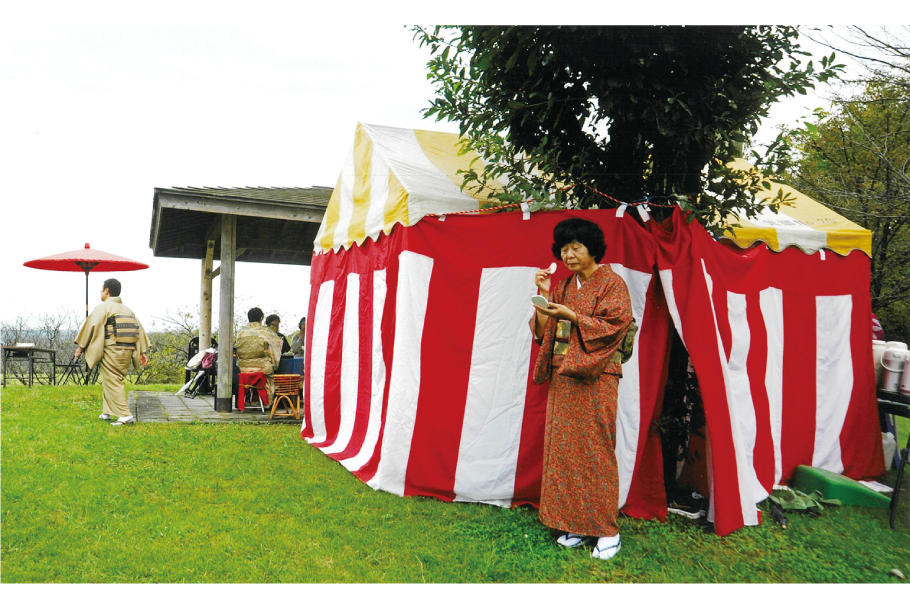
556, 533, 588, 548
591, 535, 621, 560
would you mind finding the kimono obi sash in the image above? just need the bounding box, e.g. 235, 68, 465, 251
104, 314, 141, 349
553, 319, 573, 356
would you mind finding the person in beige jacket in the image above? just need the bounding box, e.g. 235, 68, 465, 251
235, 307, 281, 405
74, 278, 150, 426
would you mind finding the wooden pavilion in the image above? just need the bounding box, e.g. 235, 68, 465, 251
149, 186, 332, 411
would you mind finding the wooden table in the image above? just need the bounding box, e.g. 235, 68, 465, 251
1, 345, 57, 387
878, 389, 910, 530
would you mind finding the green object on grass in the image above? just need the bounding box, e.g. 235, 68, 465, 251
790, 465, 891, 508
769, 488, 841, 514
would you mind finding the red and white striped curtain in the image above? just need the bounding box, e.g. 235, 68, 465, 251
304, 206, 882, 536
648, 207, 883, 535
304, 209, 670, 521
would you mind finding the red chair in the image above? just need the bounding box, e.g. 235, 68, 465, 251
237, 372, 269, 413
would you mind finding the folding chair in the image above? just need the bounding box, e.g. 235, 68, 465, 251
56, 356, 88, 385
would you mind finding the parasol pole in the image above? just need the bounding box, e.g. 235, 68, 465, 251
75, 259, 100, 318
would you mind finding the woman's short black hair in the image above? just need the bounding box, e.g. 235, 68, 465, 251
247, 307, 264, 323
551, 218, 606, 263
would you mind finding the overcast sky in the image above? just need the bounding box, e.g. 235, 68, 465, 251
1, 3, 456, 335
0, 5, 866, 338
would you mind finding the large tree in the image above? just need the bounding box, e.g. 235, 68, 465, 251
415, 26, 841, 230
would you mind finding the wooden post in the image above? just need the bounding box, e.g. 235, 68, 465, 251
199, 239, 215, 352
215, 215, 236, 412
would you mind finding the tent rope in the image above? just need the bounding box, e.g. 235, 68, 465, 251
425, 184, 685, 217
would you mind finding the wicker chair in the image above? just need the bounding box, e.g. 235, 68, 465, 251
270, 374, 301, 420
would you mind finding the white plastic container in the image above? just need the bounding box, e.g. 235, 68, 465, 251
881, 341, 908, 393
872, 339, 887, 388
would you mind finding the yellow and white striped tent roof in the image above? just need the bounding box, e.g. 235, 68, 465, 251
315, 124, 872, 257
314, 123, 505, 253
720, 158, 871, 256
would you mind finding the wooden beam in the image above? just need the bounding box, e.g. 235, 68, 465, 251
199, 239, 215, 353
204, 215, 221, 243
215, 215, 236, 412
148, 199, 164, 250
156, 192, 326, 224
200, 213, 220, 350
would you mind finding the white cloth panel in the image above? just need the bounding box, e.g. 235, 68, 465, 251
609, 264, 652, 508
323, 274, 361, 456
306, 280, 335, 442
726, 291, 767, 503
453, 266, 538, 506
812, 295, 854, 473
341, 270, 388, 472
759, 287, 785, 485
368, 252, 434, 495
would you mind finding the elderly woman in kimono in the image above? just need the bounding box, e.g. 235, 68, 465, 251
531, 217, 634, 561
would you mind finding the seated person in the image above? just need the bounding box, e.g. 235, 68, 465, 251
235, 307, 281, 405
265, 314, 292, 357
291, 317, 306, 357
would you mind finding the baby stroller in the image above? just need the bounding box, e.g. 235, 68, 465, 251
176, 348, 217, 398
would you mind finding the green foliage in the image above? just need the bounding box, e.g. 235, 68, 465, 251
142, 308, 198, 384
142, 331, 191, 384
414, 26, 843, 232
763, 79, 910, 342
769, 488, 842, 513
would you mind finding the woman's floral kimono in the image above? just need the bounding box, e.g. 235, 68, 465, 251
531, 264, 633, 537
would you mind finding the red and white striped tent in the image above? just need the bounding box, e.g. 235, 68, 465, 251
303, 123, 883, 536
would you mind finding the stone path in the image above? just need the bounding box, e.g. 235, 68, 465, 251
128, 391, 301, 424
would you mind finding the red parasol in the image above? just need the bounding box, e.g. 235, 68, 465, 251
24, 243, 149, 317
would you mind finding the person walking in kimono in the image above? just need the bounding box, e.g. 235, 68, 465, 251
74, 278, 150, 426
531, 217, 634, 561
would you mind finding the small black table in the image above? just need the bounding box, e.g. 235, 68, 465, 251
1, 345, 57, 387
878, 389, 910, 530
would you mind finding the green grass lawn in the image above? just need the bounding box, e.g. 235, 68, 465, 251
1, 384, 908, 584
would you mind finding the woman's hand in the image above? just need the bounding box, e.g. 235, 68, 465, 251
534, 270, 551, 298
533, 301, 578, 324
535, 262, 557, 298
